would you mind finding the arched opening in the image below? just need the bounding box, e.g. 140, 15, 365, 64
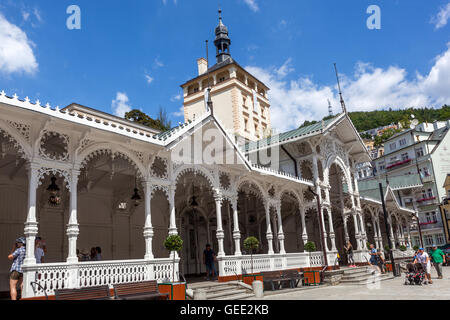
175, 170, 216, 276
0, 128, 29, 292
237, 181, 266, 254
77, 150, 146, 261
280, 192, 303, 253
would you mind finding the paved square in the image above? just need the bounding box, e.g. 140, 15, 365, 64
251, 267, 450, 300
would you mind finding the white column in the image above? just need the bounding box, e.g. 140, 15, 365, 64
376, 215, 383, 249
300, 206, 308, 247
353, 213, 362, 250
168, 185, 177, 236
214, 192, 225, 258
265, 204, 274, 254
275, 202, 286, 254
143, 181, 154, 260
359, 213, 367, 248
231, 197, 241, 256
388, 215, 396, 249
370, 213, 378, 248
326, 208, 337, 251
343, 215, 350, 243
406, 220, 412, 247
66, 169, 80, 263
22, 163, 39, 298
24, 163, 39, 265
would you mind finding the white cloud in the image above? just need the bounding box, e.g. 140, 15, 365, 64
0, 13, 38, 75
172, 106, 185, 118
33, 8, 43, 23
245, 45, 450, 132
243, 0, 259, 12
112, 92, 132, 117
145, 74, 154, 85
154, 57, 164, 68
171, 94, 182, 102
22, 11, 30, 21
431, 2, 450, 29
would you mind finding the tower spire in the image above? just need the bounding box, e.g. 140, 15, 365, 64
214, 8, 231, 64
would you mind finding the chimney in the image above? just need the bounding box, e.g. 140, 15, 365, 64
197, 58, 208, 76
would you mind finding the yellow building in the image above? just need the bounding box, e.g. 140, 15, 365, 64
181, 10, 271, 142
439, 174, 450, 244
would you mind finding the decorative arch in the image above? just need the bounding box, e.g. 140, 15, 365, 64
76, 142, 147, 180
173, 164, 217, 191
0, 120, 32, 160
327, 155, 352, 188
235, 177, 267, 204
277, 187, 303, 207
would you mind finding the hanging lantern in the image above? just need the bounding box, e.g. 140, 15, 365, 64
190, 195, 199, 208
131, 175, 141, 207
190, 184, 199, 208
47, 176, 61, 207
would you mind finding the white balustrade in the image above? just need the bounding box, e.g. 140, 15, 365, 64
23, 258, 177, 298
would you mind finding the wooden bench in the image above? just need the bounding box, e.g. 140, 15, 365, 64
281, 270, 303, 288
261, 271, 284, 291
55, 285, 111, 300
113, 281, 170, 300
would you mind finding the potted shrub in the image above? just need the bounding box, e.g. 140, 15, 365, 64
399, 245, 407, 252
304, 241, 316, 263
242, 236, 262, 285
303, 241, 320, 285
160, 235, 185, 300
413, 245, 419, 251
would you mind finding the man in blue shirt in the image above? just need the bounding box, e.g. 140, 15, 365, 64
369, 244, 381, 273
8, 237, 26, 300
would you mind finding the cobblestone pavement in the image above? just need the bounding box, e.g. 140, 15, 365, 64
248, 266, 450, 300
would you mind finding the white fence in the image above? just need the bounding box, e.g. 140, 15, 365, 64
219, 252, 330, 277
22, 258, 178, 298
218, 250, 370, 277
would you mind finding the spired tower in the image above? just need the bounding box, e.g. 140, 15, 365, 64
180, 10, 271, 142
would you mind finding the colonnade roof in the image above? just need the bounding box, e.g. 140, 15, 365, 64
243, 114, 343, 153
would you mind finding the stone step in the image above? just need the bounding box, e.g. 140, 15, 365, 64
207, 288, 249, 300
211, 292, 256, 301
189, 281, 233, 290
204, 285, 239, 294
341, 267, 370, 275
340, 274, 394, 285
342, 271, 376, 280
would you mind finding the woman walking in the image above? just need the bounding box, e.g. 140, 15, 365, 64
344, 241, 356, 267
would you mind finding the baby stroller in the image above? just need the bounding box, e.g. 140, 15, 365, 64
404, 263, 426, 285
404, 263, 415, 285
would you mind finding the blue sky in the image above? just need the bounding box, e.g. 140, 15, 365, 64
0, 0, 449, 132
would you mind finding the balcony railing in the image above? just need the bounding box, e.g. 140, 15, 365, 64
416, 196, 436, 203
386, 158, 412, 170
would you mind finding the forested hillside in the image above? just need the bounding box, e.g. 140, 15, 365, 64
299, 105, 450, 133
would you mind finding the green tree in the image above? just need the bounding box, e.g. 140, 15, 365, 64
125, 108, 171, 132
243, 236, 260, 274
164, 235, 183, 283
304, 241, 316, 266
